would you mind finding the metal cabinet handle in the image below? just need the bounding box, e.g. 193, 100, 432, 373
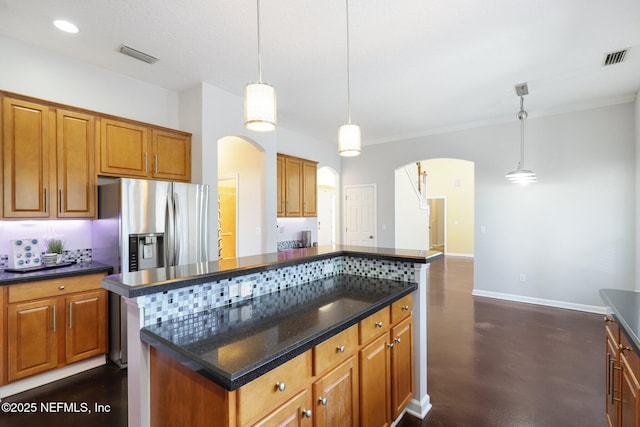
302, 409, 312, 418
144, 152, 148, 172
154, 154, 158, 174
375, 321, 383, 328
387, 343, 394, 349
59, 189, 63, 213
275, 382, 286, 392
394, 337, 401, 344
59, 285, 65, 290
619, 344, 633, 353
52, 305, 56, 333
402, 305, 410, 311
336, 345, 345, 353
69, 303, 73, 329
44, 188, 48, 212
318, 397, 327, 406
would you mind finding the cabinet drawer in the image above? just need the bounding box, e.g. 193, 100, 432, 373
359, 306, 390, 345
7, 273, 106, 303
237, 351, 312, 426
391, 294, 413, 324
314, 324, 358, 375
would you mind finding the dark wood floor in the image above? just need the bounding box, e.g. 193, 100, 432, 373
1, 256, 605, 426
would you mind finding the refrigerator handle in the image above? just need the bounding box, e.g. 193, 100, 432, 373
165, 194, 175, 267
174, 192, 181, 265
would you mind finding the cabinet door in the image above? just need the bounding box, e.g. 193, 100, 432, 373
391, 316, 414, 418
7, 298, 58, 381
313, 356, 359, 427
606, 325, 621, 427
284, 156, 303, 217
2, 97, 54, 218
359, 333, 391, 427
621, 358, 639, 427
151, 129, 191, 182
302, 160, 317, 217
65, 289, 107, 364
56, 109, 96, 218
99, 118, 149, 177
277, 154, 286, 217
253, 389, 313, 427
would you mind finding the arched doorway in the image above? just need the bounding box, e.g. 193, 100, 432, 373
394, 158, 474, 256
218, 136, 266, 258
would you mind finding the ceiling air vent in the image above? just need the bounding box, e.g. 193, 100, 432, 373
602, 49, 628, 66
119, 44, 159, 64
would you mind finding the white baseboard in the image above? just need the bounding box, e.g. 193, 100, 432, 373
472, 289, 607, 314
444, 252, 474, 258
405, 394, 432, 420
0, 355, 106, 399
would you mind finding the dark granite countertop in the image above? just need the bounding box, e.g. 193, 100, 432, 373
600, 289, 640, 352
0, 261, 113, 286
141, 274, 417, 390
103, 244, 442, 298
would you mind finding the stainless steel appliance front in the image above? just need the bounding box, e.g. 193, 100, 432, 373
92, 178, 210, 367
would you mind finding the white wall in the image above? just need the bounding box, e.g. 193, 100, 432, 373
0, 35, 179, 128
636, 91, 640, 291
342, 103, 636, 309
395, 169, 429, 250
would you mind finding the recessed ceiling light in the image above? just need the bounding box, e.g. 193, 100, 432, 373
53, 20, 79, 34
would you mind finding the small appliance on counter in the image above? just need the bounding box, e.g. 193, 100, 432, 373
301, 230, 312, 248
8, 238, 41, 269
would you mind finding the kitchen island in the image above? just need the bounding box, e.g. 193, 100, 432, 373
104, 245, 442, 427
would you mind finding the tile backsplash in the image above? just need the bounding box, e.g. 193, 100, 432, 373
0, 248, 93, 270
139, 255, 417, 326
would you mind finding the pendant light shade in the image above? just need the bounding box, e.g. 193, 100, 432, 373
338, 0, 361, 157
244, 82, 276, 131
338, 123, 361, 156
506, 83, 536, 185
244, 0, 276, 132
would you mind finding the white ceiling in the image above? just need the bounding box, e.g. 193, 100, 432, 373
0, 0, 639, 146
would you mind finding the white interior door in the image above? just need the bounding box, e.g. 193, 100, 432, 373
344, 184, 376, 247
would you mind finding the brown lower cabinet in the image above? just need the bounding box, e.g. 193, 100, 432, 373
149, 296, 414, 427
605, 315, 640, 427
2, 273, 108, 383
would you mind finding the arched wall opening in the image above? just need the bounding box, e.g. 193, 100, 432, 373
394, 158, 475, 256
218, 135, 266, 258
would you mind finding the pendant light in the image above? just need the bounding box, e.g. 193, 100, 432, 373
338, 0, 361, 157
244, 0, 276, 132
506, 83, 536, 185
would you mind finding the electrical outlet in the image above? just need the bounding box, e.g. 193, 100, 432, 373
229, 283, 239, 298
519, 273, 526, 282
240, 281, 253, 297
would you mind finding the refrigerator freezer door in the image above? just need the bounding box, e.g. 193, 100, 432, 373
120, 178, 172, 272
172, 182, 210, 265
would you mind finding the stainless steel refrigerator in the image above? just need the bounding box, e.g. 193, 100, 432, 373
92, 178, 210, 367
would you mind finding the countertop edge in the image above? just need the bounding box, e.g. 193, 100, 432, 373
600, 288, 640, 353
105, 246, 442, 298
0, 262, 113, 285
140, 282, 417, 390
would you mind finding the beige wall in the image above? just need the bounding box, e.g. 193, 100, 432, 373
423, 158, 475, 255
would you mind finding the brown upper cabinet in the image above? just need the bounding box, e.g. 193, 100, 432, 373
1, 92, 192, 219
98, 118, 191, 182
277, 153, 317, 218
2, 97, 96, 219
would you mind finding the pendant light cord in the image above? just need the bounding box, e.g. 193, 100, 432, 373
518, 95, 527, 170
346, 0, 352, 124
256, 0, 263, 82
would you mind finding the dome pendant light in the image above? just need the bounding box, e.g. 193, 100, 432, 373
506, 83, 536, 185
244, 0, 276, 132
338, 0, 361, 157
